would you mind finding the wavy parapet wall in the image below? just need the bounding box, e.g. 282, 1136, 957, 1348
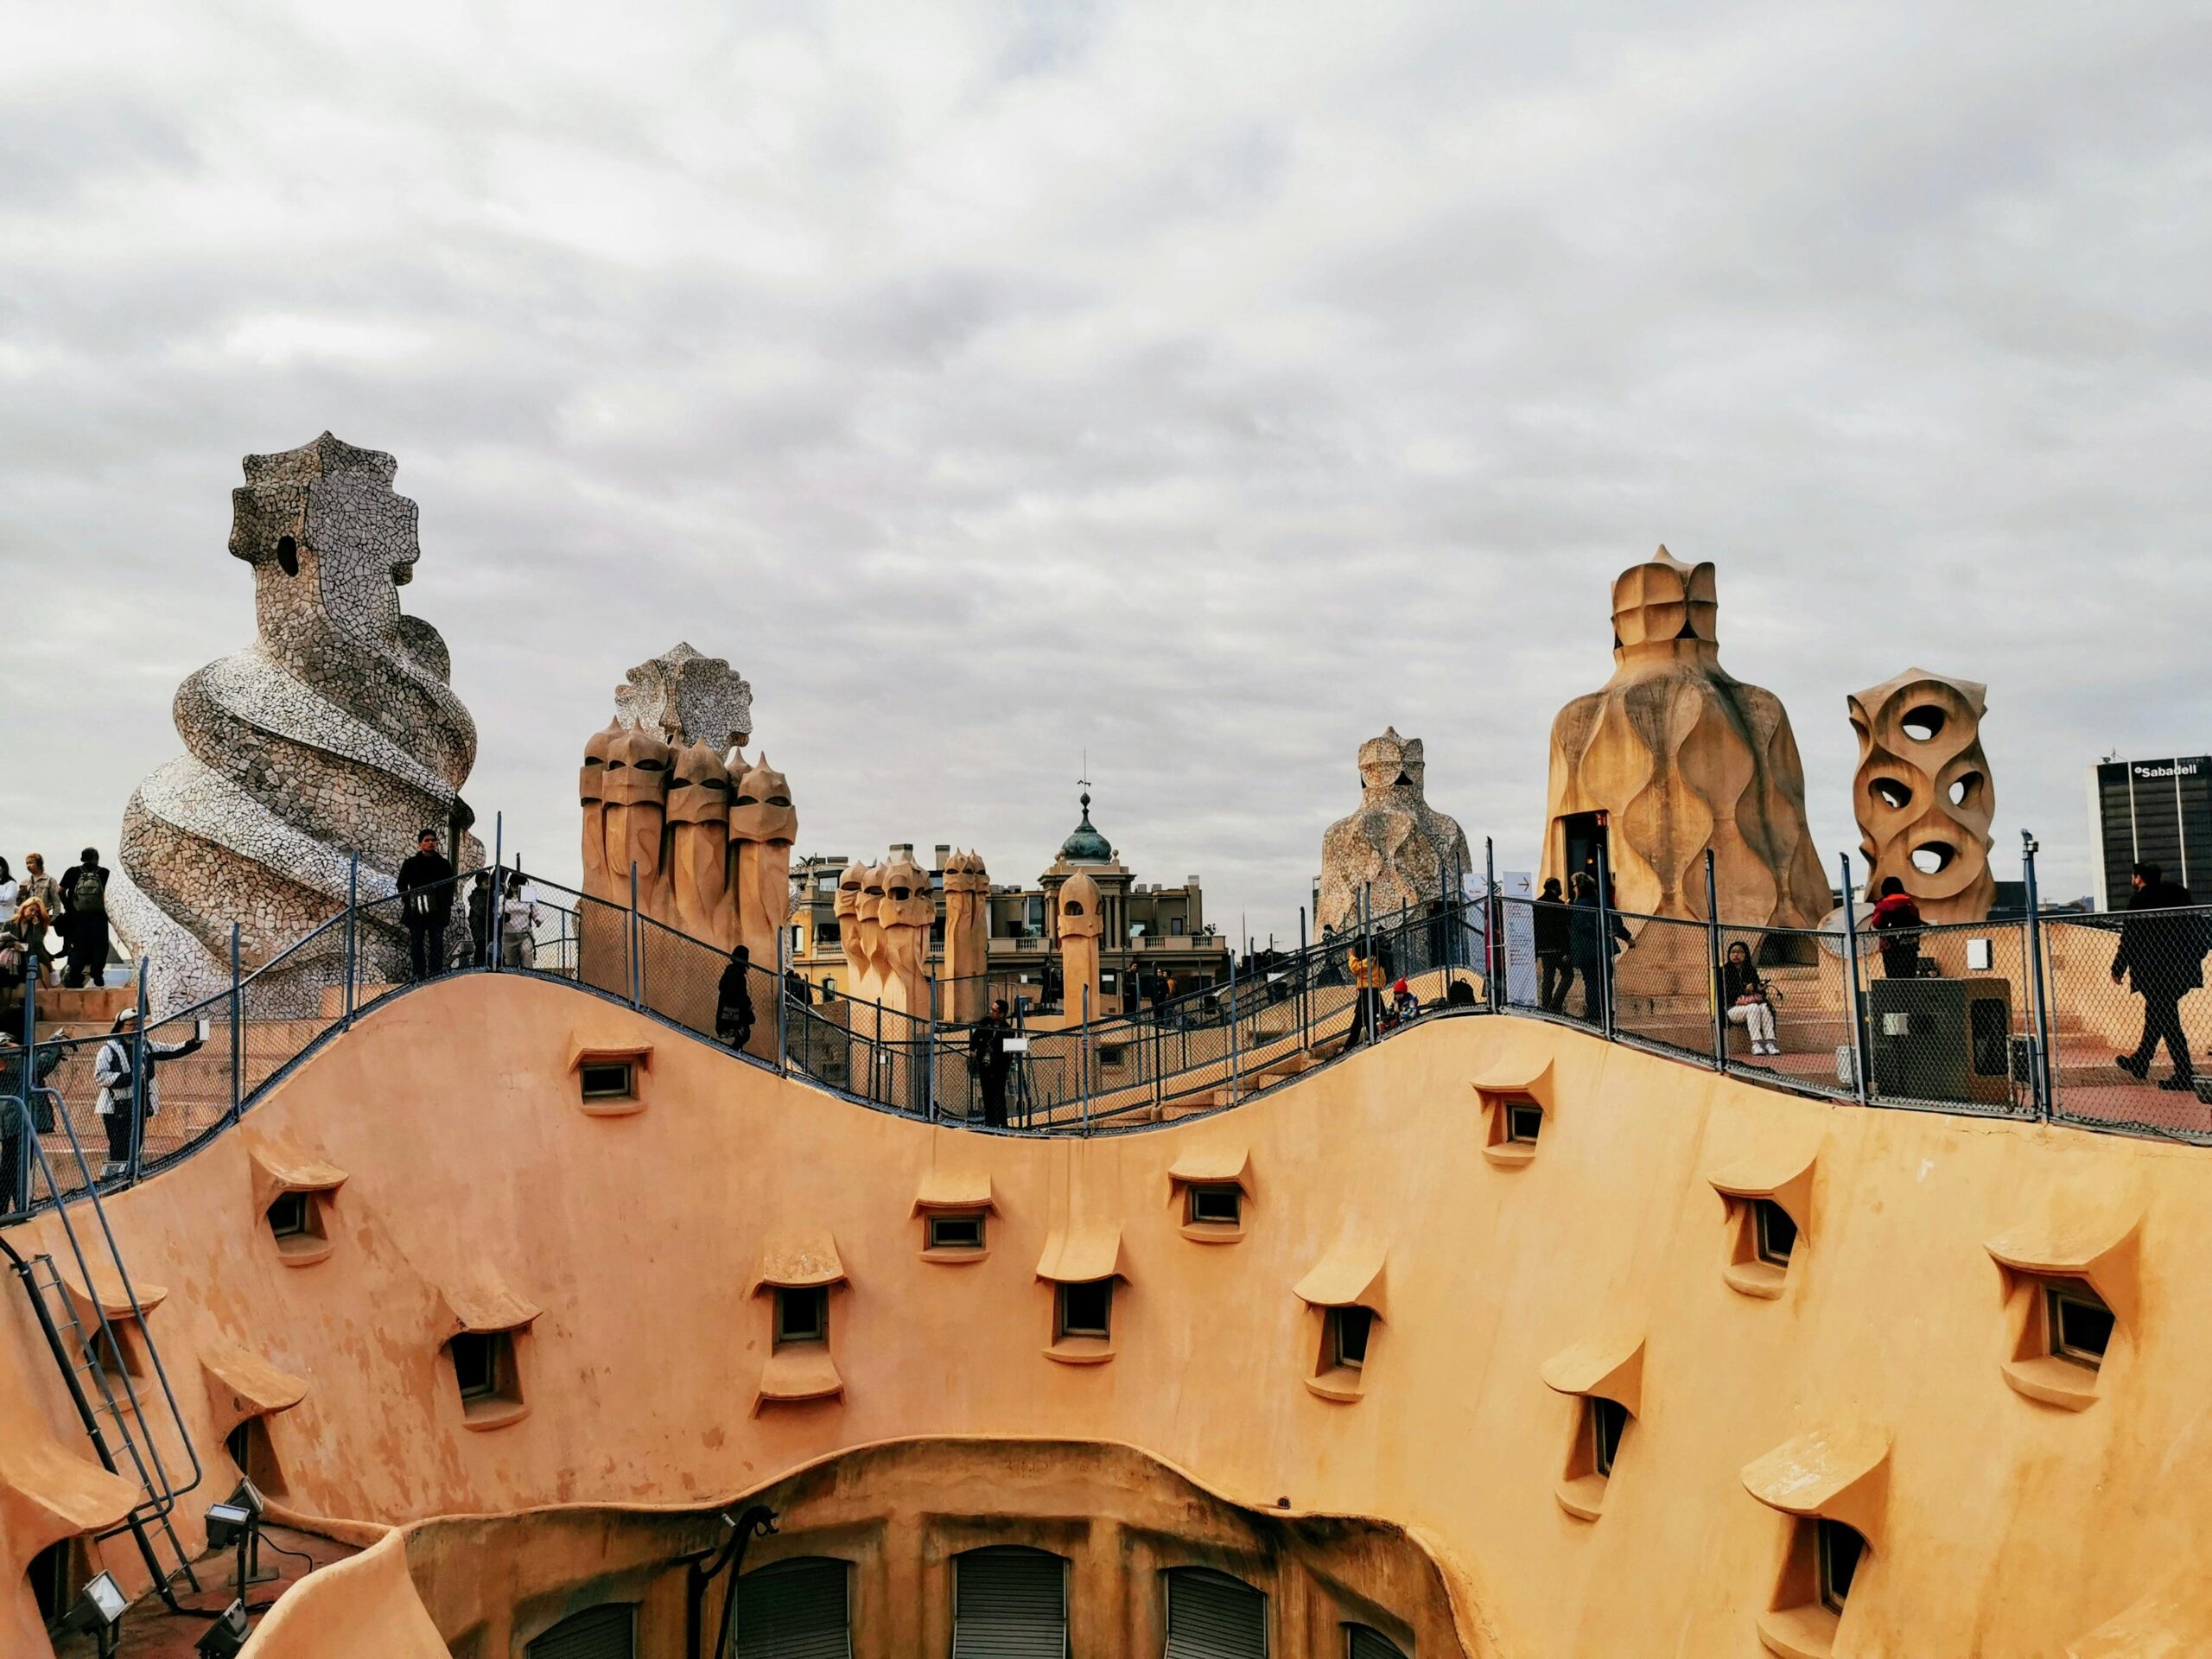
112, 434, 480, 1011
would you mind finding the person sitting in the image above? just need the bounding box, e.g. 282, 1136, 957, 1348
1391, 976, 1421, 1023
1722, 940, 1780, 1056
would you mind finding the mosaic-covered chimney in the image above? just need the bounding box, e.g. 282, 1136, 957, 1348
112, 434, 480, 1012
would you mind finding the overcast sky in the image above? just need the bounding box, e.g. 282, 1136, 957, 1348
4, 2, 2209, 947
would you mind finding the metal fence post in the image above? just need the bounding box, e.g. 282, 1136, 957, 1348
1839, 853, 1871, 1106
1705, 849, 1726, 1071
343, 854, 359, 1027
2021, 830, 2056, 1120
1297, 906, 1310, 1049
627, 862, 643, 1010
925, 971, 938, 1123
1594, 840, 1618, 1041
228, 922, 243, 1123
1360, 885, 1376, 1047
489, 812, 504, 973
126, 967, 149, 1184
1080, 986, 1091, 1135
1484, 836, 1499, 1012
777, 926, 791, 1078
1230, 951, 1243, 1101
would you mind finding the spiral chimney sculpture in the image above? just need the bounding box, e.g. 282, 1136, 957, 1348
111, 434, 480, 1011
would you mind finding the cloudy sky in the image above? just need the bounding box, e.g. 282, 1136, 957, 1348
4, 1, 2209, 946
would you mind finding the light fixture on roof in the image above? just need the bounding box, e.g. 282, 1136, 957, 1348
56, 1570, 128, 1657
206, 1478, 277, 1596
194, 1600, 252, 1659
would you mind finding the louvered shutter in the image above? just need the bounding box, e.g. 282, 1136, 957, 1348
1345, 1624, 1408, 1659
735, 1558, 852, 1659
1163, 1568, 1267, 1659
953, 1547, 1068, 1658
527, 1603, 636, 1659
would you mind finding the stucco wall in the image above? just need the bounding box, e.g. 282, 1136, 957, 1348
7, 974, 2212, 1655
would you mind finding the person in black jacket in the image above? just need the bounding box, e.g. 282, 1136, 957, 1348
396, 829, 455, 982
969, 999, 1014, 1127
2113, 862, 2205, 1090
1533, 877, 1572, 1012
58, 848, 111, 989
716, 946, 756, 1050
1, 1028, 64, 1216
1567, 873, 1631, 1024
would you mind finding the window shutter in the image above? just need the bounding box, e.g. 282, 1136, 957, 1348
952, 1547, 1069, 1658
736, 1558, 852, 1659
526, 1604, 635, 1659
1346, 1624, 1408, 1659
1163, 1568, 1267, 1659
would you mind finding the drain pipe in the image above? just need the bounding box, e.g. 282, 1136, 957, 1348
686, 1504, 778, 1659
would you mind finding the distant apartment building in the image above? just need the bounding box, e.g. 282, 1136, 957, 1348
2088, 755, 2212, 911
786, 793, 1230, 1015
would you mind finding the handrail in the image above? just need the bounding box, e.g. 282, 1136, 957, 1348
6, 830, 2203, 1227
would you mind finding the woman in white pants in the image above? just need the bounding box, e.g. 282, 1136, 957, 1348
1721, 941, 1779, 1056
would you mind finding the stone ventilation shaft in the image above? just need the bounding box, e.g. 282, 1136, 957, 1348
1543, 547, 1828, 929
1848, 668, 1996, 923
112, 434, 480, 1011
578, 645, 791, 1033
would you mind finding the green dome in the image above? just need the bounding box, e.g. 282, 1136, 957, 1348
1058, 791, 1111, 862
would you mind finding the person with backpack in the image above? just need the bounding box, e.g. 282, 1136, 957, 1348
395, 829, 456, 982
2112, 861, 2205, 1093
58, 848, 111, 989
1869, 876, 1923, 979
92, 1007, 206, 1179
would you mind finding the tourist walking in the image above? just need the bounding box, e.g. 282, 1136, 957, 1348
498, 873, 540, 969
92, 1007, 206, 1179
467, 873, 496, 967
2113, 862, 2205, 1092
395, 829, 455, 982
715, 945, 755, 1050
969, 999, 1015, 1127
1869, 877, 1923, 979
1, 1027, 64, 1216
1344, 938, 1387, 1048
58, 848, 110, 989
1567, 873, 1630, 1025
1534, 877, 1572, 1012
1722, 940, 1781, 1056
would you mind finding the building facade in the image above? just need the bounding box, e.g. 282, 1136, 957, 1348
786, 792, 1229, 1016
2088, 755, 2212, 911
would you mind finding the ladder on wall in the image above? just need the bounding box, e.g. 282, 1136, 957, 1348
3, 1070, 204, 1610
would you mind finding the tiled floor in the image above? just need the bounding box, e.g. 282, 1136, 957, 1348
50, 1526, 359, 1659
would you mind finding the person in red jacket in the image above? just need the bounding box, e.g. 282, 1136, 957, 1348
1868, 877, 1923, 979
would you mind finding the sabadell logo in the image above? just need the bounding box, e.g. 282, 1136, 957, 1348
2133, 760, 2204, 779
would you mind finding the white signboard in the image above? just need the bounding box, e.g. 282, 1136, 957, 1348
1493, 869, 1540, 1007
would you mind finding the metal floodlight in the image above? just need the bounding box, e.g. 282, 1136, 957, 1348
195, 1600, 251, 1658
205, 1501, 252, 1550
228, 1476, 267, 1519
58, 1569, 127, 1637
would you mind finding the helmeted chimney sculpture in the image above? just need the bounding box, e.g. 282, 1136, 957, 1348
1058, 870, 1105, 1024
578, 644, 787, 1016
1542, 547, 1827, 927
113, 433, 480, 1012
1318, 729, 1471, 936
1848, 668, 1996, 923
941, 852, 992, 1025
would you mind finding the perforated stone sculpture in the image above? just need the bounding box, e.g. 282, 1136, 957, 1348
1542, 547, 1827, 927
942, 852, 992, 1025
576, 644, 791, 1007
113, 434, 480, 1012
1849, 668, 1996, 923
1317, 729, 1472, 935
